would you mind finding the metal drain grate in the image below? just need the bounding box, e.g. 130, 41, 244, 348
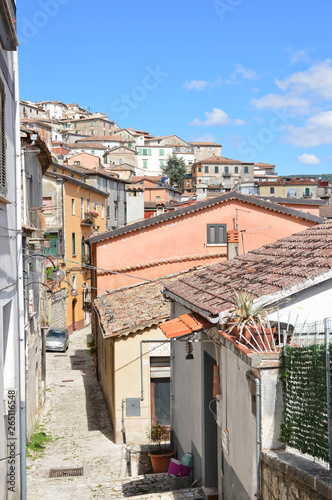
49, 467, 84, 478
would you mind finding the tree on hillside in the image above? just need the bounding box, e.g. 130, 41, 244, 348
161, 153, 187, 187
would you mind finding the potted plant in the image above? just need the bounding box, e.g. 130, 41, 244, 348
227, 290, 273, 348
87, 337, 97, 367
147, 422, 175, 473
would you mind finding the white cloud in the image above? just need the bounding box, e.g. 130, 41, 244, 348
251, 93, 311, 114
298, 153, 321, 165
276, 59, 332, 99
283, 111, 332, 147
233, 64, 257, 80
183, 80, 211, 91
191, 133, 217, 143
284, 48, 313, 65
183, 76, 222, 91
190, 108, 244, 127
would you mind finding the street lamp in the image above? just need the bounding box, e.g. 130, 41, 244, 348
23, 253, 65, 282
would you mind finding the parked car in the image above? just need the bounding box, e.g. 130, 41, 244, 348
45, 328, 69, 352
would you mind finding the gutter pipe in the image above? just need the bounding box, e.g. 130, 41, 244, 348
14, 50, 26, 500
246, 371, 261, 499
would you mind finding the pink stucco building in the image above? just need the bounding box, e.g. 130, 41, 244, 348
88, 192, 325, 292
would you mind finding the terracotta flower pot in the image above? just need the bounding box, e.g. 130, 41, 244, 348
148, 450, 175, 473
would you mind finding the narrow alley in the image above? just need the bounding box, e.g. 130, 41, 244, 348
26, 326, 203, 500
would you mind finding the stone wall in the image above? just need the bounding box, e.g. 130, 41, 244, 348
51, 289, 67, 328
261, 450, 332, 500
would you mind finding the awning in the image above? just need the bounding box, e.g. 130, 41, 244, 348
160, 313, 212, 339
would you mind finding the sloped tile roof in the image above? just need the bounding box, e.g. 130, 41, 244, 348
160, 313, 212, 338
164, 221, 332, 318
88, 191, 325, 244
94, 268, 202, 338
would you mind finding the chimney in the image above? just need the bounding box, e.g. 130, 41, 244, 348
227, 230, 239, 260
196, 183, 207, 202
156, 200, 166, 215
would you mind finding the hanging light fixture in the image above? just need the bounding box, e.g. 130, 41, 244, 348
185, 340, 194, 360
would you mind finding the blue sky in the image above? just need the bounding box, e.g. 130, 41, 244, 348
17, 0, 332, 175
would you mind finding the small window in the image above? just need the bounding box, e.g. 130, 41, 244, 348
159, 149, 164, 156
102, 204, 104, 219
143, 148, 148, 155
234, 166, 239, 174
72, 233, 76, 255
114, 203, 118, 220
71, 199, 75, 215
160, 161, 164, 167
42, 197, 52, 214
204, 166, 209, 173
215, 166, 219, 173
225, 166, 229, 174
197, 146, 200, 151
91, 150, 95, 155
53, 165, 58, 172
244, 166, 249, 174
207, 224, 226, 245
270, 187, 275, 194
143, 160, 148, 168
198, 167, 202, 173
81, 197, 84, 219
209, 146, 212, 151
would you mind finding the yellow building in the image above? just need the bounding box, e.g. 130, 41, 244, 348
259, 177, 318, 198
43, 167, 108, 333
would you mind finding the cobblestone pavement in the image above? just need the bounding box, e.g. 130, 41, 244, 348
26, 325, 203, 500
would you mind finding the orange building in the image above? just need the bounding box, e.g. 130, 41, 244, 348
88, 191, 325, 292
43, 170, 108, 333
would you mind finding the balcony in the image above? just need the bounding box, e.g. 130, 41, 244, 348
0, 0, 18, 50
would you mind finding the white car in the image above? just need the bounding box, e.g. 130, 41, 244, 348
45, 328, 69, 352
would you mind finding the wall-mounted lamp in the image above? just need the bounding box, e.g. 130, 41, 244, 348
23, 253, 65, 282
185, 340, 194, 360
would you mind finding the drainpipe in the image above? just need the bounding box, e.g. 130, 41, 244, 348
14, 50, 26, 500
121, 399, 126, 444
246, 371, 261, 499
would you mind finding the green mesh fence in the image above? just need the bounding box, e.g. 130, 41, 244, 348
281, 344, 330, 462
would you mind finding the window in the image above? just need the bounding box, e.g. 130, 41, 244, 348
207, 224, 226, 245
91, 121, 94, 126
71, 199, 75, 215
72, 274, 77, 291
91, 150, 95, 155
209, 147, 212, 151
155, 196, 161, 200
143, 148, 148, 155
107, 205, 110, 218
81, 237, 85, 258
215, 166, 219, 173
52, 165, 57, 172
72, 233, 76, 255
102, 204, 104, 219
119, 158, 122, 164
160, 161, 164, 167
234, 166, 239, 174
204, 166, 209, 173
244, 166, 249, 174
196, 146, 200, 151
143, 160, 148, 168
159, 149, 164, 156
87, 199, 90, 211
114, 202, 118, 220
198, 167, 202, 173
81, 197, 84, 219
305, 187, 310, 197
270, 187, 275, 194
42, 197, 52, 214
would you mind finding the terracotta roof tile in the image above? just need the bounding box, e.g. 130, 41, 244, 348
94, 268, 203, 338
163, 221, 332, 318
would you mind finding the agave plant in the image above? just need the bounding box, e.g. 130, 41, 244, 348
228, 289, 266, 337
